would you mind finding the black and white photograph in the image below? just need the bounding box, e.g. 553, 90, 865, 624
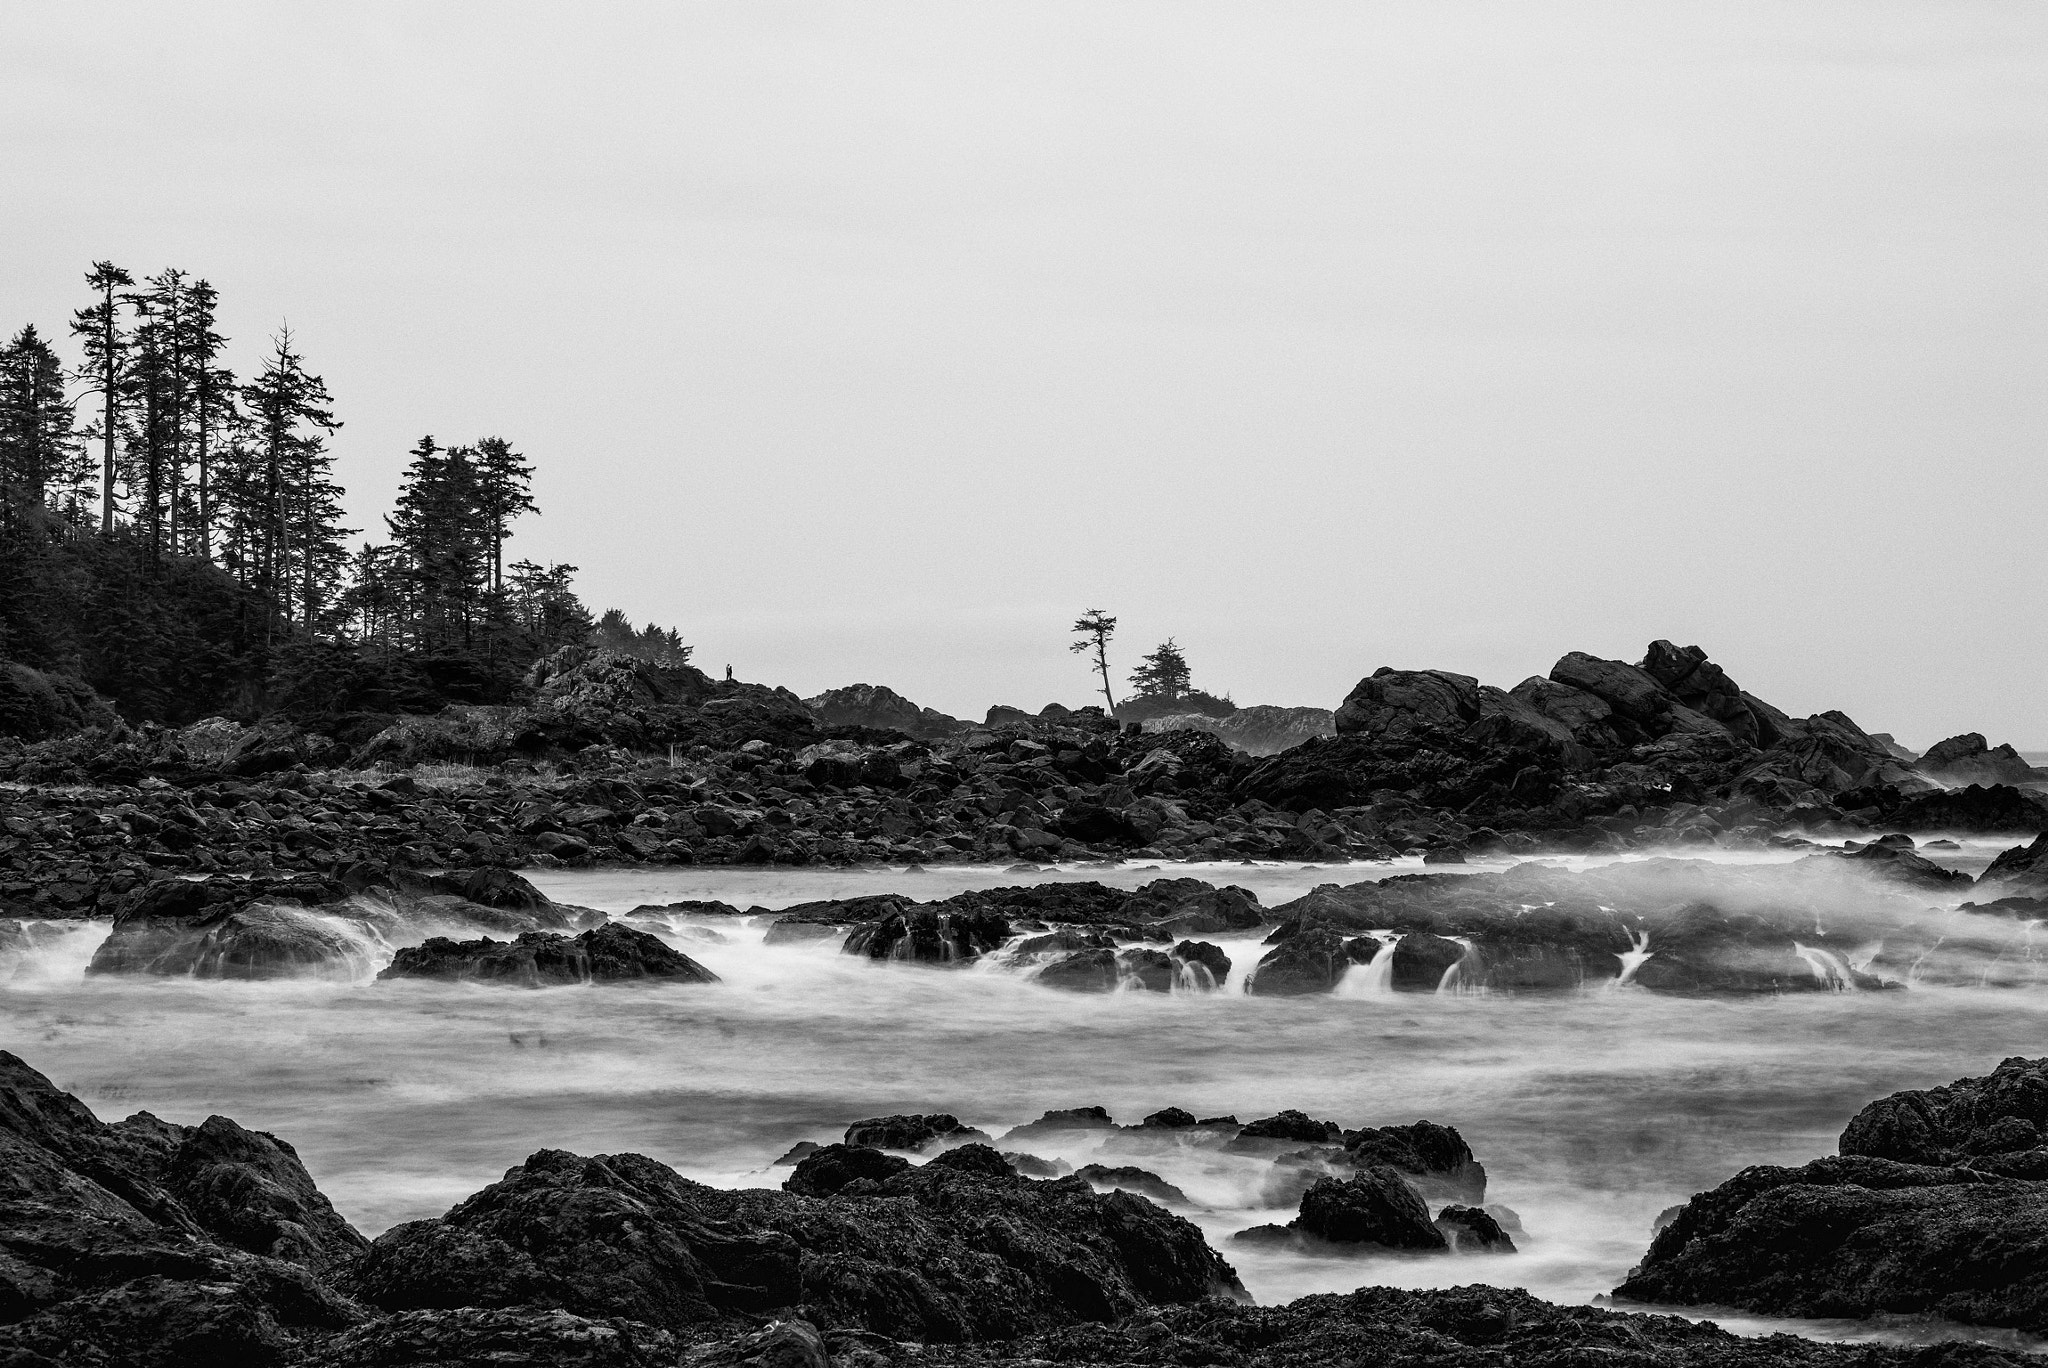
3, 5, 2047, 1366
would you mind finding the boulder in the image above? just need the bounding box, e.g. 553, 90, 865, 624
842, 1114, 990, 1153
377, 925, 718, 987
1918, 734, 2041, 786
1433, 1204, 1517, 1253
1248, 927, 1366, 996
842, 902, 1010, 965
1072, 1164, 1192, 1207
803, 684, 963, 741
1343, 1121, 1487, 1204
1334, 669, 1480, 739
354, 1144, 1243, 1342
1293, 1168, 1448, 1251
1170, 940, 1231, 989
86, 874, 376, 980
1984, 834, 2048, 895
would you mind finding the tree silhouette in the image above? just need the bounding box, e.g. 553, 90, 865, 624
1128, 637, 1192, 704
1069, 608, 1118, 710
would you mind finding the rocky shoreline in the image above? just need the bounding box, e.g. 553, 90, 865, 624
3, 639, 2045, 923
4, 1048, 2044, 1367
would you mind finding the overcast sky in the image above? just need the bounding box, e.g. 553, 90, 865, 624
6, 3, 2045, 747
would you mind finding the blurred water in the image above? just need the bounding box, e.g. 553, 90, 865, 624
0, 848, 2041, 1350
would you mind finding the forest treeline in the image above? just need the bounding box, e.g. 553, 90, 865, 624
0, 262, 685, 740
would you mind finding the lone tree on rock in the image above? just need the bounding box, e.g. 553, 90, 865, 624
1129, 638, 1192, 704
1070, 608, 1118, 710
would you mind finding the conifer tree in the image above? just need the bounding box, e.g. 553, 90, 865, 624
1069, 608, 1119, 710
1128, 638, 1193, 704
473, 436, 535, 596
70, 262, 133, 534
241, 326, 345, 640
0, 326, 82, 515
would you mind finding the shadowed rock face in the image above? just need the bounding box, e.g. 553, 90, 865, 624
1616, 1057, 2048, 1333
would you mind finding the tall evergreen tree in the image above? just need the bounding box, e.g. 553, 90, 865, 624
1128, 638, 1193, 704
473, 436, 535, 596
69, 261, 133, 534
180, 278, 232, 560
0, 326, 83, 515
387, 437, 490, 651
241, 326, 345, 641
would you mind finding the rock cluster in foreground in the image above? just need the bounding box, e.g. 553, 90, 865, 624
2, 1050, 2039, 1367
1619, 1056, 2048, 1335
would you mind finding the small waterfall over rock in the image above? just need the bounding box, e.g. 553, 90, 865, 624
1333, 932, 1400, 998
1793, 941, 1857, 991
1612, 927, 1653, 988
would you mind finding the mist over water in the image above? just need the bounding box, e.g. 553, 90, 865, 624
4, 847, 2043, 1348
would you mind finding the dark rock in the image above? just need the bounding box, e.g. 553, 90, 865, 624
377, 925, 718, 987
1293, 1168, 1447, 1251
770, 1141, 821, 1167
1248, 926, 1355, 996
842, 902, 1011, 965
1139, 1108, 1197, 1130
1238, 1110, 1342, 1145
1885, 784, 2048, 835
1984, 833, 2048, 895
998, 1108, 1115, 1144
783, 1143, 912, 1196
1838, 1055, 2048, 1167
303, 1307, 679, 1367
1072, 1165, 1193, 1207
1342, 1121, 1487, 1204
842, 1114, 990, 1153
1169, 940, 1230, 988
1003, 1152, 1069, 1178
358, 1143, 1243, 1341
1433, 1204, 1516, 1252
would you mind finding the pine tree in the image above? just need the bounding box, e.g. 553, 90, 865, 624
241, 327, 345, 640
1069, 608, 1119, 710
69, 262, 133, 534
387, 437, 490, 651
180, 279, 232, 560
473, 436, 535, 596
0, 326, 83, 515
1128, 638, 1193, 703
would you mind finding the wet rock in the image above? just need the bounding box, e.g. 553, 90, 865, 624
843, 1114, 990, 1152
1293, 1168, 1448, 1251
377, 924, 718, 987
998, 1107, 1115, 1144
1885, 783, 2048, 835
86, 874, 372, 980
1984, 833, 2048, 895
770, 1141, 821, 1167
1139, 1108, 1198, 1130
0, 1051, 366, 1367
1918, 734, 2041, 787
1002, 1152, 1069, 1178
1073, 1165, 1193, 1207
1035, 947, 1122, 992
842, 902, 1011, 965
1838, 1055, 2048, 1168
784, 1143, 913, 1196
1342, 1121, 1487, 1204
1238, 1110, 1342, 1145
1615, 1154, 2048, 1330
357, 1143, 1243, 1341
1390, 932, 1466, 991
304, 1307, 679, 1368
1169, 940, 1230, 988
687, 1317, 831, 1368
1247, 926, 1356, 995
1433, 1204, 1516, 1252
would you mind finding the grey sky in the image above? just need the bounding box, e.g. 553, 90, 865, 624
6, 3, 2044, 746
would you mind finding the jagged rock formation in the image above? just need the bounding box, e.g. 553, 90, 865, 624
1617, 1056, 2048, 1334
1142, 705, 1336, 756
803, 683, 965, 740
1917, 733, 2047, 787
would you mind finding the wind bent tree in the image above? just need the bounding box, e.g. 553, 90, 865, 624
1070, 608, 1119, 711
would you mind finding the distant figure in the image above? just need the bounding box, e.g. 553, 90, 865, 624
725, 664, 733, 681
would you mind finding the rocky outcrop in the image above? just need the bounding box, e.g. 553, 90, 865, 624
1917, 734, 2044, 787
803, 684, 964, 740
85, 868, 593, 980
377, 924, 718, 987
1884, 783, 2048, 834
1616, 1058, 2048, 1333
1983, 833, 2048, 896
1142, 706, 1336, 757
842, 1114, 990, 1152
354, 1143, 1244, 1342
0, 1050, 367, 1367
